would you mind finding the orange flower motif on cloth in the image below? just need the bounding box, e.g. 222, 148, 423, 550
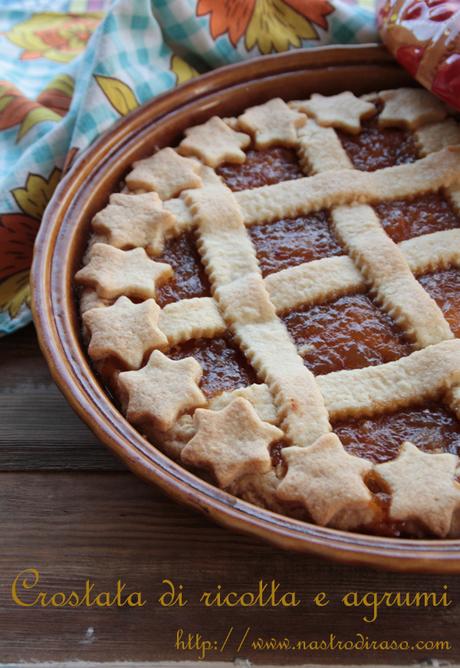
36, 74, 75, 117
0, 167, 61, 317
0, 81, 60, 142
6, 13, 103, 63
197, 0, 334, 54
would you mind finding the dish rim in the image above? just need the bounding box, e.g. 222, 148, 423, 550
31, 43, 460, 572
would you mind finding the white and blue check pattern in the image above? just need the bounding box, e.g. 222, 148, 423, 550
0, 0, 377, 335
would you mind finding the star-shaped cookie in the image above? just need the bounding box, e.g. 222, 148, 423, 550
83, 296, 168, 370
375, 442, 460, 537
379, 88, 447, 130
75, 243, 173, 300
178, 116, 251, 167
238, 98, 306, 149
119, 350, 206, 431
125, 147, 203, 199
276, 434, 373, 528
291, 92, 376, 135
181, 398, 283, 488
92, 192, 175, 255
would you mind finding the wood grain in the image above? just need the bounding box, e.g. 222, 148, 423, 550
1, 327, 460, 663
1, 326, 123, 471
0, 470, 459, 664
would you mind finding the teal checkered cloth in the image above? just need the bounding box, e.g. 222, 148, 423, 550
0, 0, 377, 335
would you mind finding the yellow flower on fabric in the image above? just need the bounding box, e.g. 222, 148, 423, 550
12, 168, 62, 221
7, 12, 102, 63
94, 75, 139, 116
171, 55, 199, 85
0, 271, 30, 318
247, 0, 317, 53
197, 0, 334, 54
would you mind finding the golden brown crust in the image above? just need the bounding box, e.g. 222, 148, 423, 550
238, 97, 305, 149
75, 243, 173, 300
92, 192, 176, 255
181, 398, 283, 487
277, 435, 373, 528
178, 116, 250, 167
84, 296, 167, 370
379, 88, 447, 130
125, 147, 203, 199
119, 350, 206, 431
375, 442, 460, 537
291, 92, 376, 135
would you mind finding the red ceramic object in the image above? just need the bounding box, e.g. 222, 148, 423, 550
378, 0, 460, 110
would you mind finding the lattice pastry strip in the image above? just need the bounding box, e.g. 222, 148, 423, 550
145, 145, 460, 247
285, 102, 460, 532
80, 225, 460, 352
330, 204, 453, 347
162, 338, 460, 438
415, 114, 460, 424
185, 182, 331, 448
235, 146, 460, 226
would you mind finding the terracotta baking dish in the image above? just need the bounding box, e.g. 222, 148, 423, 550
31, 44, 460, 572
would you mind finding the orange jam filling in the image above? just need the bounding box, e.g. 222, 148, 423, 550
334, 403, 460, 463
217, 146, 304, 190
418, 269, 460, 337
168, 336, 256, 398
282, 294, 412, 376
374, 193, 460, 243
249, 210, 343, 276
155, 231, 211, 307
337, 110, 419, 171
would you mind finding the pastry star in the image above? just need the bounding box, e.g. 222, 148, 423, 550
379, 88, 446, 130
178, 116, 251, 167
238, 98, 306, 149
375, 442, 460, 537
276, 434, 373, 528
291, 92, 376, 135
119, 350, 206, 431
125, 147, 203, 199
92, 192, 176, 255
83, 296, 168, 370
75, 243, 173, 300
181, 398, 283, 488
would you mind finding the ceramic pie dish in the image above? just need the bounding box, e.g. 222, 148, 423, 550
32, 44, 460, 571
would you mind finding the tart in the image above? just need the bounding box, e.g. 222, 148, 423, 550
75, 87, 460, 539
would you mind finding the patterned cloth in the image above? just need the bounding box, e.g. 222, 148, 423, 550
0, 0, 377, 335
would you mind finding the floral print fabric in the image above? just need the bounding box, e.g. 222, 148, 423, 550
0, 0, 376, 335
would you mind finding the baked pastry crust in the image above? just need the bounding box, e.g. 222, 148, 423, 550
76, 87, 460, 538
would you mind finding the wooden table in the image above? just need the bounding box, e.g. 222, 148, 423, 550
1, 324, 459, 666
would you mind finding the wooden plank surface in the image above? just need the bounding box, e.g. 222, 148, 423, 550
1, 325, 123, 471
1, 326, 460, 664
1, 471, 459, 664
